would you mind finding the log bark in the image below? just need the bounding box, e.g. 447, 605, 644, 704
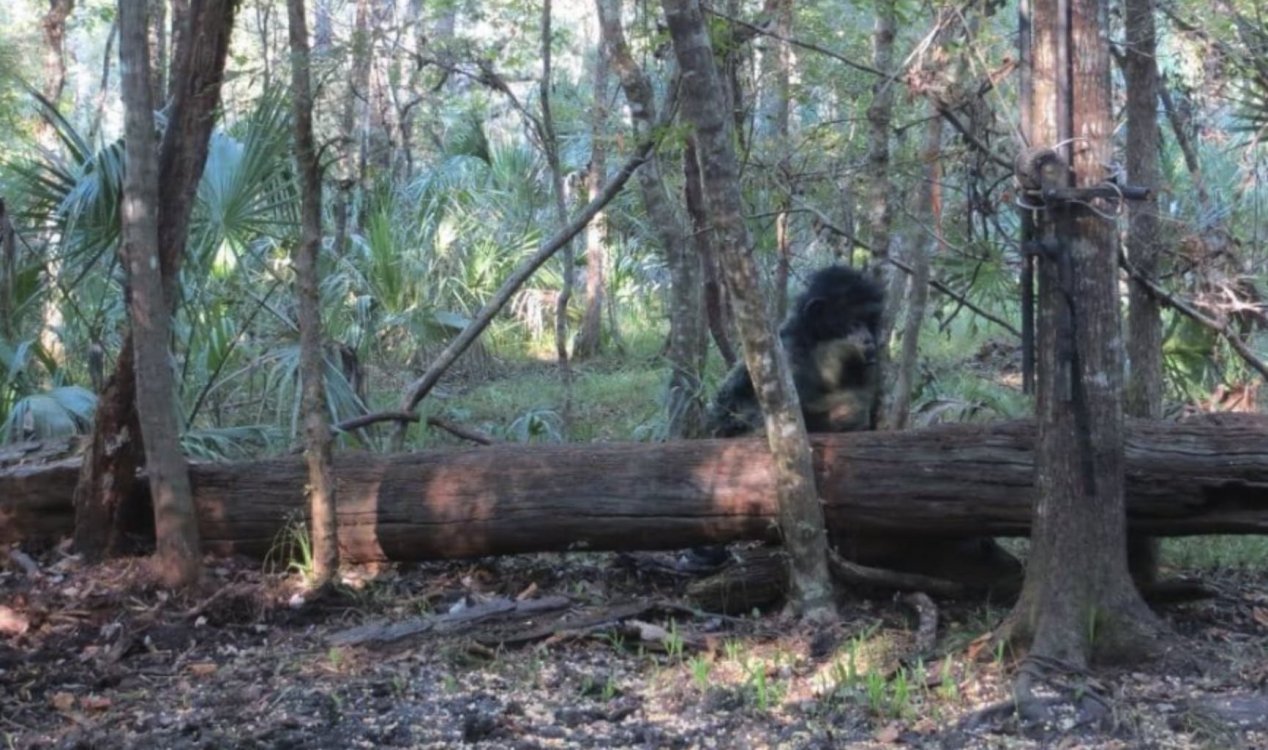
4, 418, 1266, 558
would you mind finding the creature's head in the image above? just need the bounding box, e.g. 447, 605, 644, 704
781, 265, 884, 360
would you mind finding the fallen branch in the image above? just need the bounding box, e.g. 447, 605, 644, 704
327, 595, 571, 647
796, 201, 1022, 337
335, 411, 419, 432
828, 549, 967, 598
426, 417, 498, 445
395, 136, 657, 414
1119, 250, 1268, 380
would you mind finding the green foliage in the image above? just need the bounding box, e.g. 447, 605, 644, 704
0, 336, 95, 441
1162, 536, 1268, 570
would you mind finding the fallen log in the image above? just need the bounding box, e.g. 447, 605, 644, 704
1, 417, 1265, 562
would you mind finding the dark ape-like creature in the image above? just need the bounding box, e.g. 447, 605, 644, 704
706, 265, 883, 438
698, 265, 1022, 591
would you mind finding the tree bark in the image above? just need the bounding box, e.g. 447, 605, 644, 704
661, 0, 834, 621
888, 113, 940, 430
0, 200, 15, 342
540, 0, 576, 434
39, 0, 75, 139
75, 0, 238, 563
333, 0, 371, 259
760, 0, 794, 319
287, 0, 339, 589
1122, 0, 1164, 586
572, 31, 611, 359
8, 419, 1267, 558
685, 138, 736, 368
118, 0, 202, 587
148, 0, 167, 105
594, 0, 705, 438
1001, 0, 1161, 666
867, 0, 899, 430
37, 0, 76, 370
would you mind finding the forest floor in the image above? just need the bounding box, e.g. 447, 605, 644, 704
2, 545, 1266, 749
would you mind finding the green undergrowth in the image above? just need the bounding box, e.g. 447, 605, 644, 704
411, 315, 695, 447
1162, 536, 1268, 571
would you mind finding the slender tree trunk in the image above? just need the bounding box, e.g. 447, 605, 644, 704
118, 0, 201, 587
540, 0, 576, 433
685, 139, 736, 368
334, 0, 371, 259
1122, 0, 1164, 586
253, 0, 274, 88
314, 0, 332, 52
168, 0, 190, 100
87, 20, 119, 143
148, 0, 167, 105
39, 0, 75, 136
1000, 0, 1161, 667
661, 0, 835, 622
595, 0, 705, 437
38, 0, 75, 371
573, 35, 611, 359
757, 0, 792, 138
365, 0, 395, 174
888, 112, 941, 430
762, 0, 794, 319
0, 200, 14, 342
867, 0, 898, 430
287, 0, 339, 590
75, 0, 238, 563
157, 0, 237, 302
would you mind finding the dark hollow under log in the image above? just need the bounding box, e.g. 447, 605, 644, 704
1, 417, 1265, 562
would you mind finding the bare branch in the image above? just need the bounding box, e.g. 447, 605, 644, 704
1120, 251, 1268, 380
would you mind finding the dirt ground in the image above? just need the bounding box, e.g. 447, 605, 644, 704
2, 546, 1266, 749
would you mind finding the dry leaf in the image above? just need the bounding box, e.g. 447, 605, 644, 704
51, 692, 76, 712
629, 620, 670, 644
0, 605, 29, 636
1252, 607, 1268, 629
874, 722, 903, 743
81, 695, 112, 711
188, 662, 218, 676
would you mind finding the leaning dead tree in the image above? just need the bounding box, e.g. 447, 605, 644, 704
5, 418, 1265, 559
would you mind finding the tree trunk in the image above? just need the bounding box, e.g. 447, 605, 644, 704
540, 0, 576, 435
572, 33, 611, 359
594, 0, 706, 438
39, 0, 75, 135
661, 0, 834, 621
0, 200, 15, 342
1122, 0, 1164, 586
118, 0, 201, 587
314, 0, 332, 53
1000, 0, 1161, 666
167, 0, 189, 100
761, 0, 793, 319
866, 0, 898, 430
362, 0, 394, 174
685, 138, 737, 368
75, 0, 238, 563
147, 0, 167, 105
8, 419, 1267, 559
756, 0, 792, 139
333, 0, 371, 259
888, 114, 940, 430
157, 0, 237, 303
37, 0, 76, 371
287, 0, 339, 589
